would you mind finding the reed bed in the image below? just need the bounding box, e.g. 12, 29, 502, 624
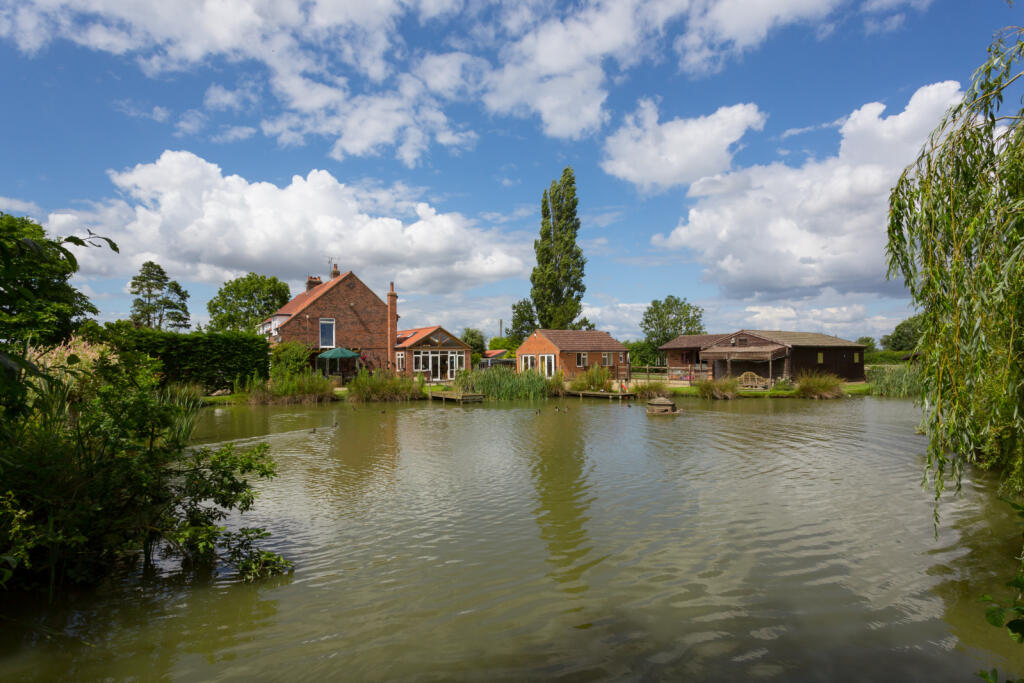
694, 377, 739, 399
347, 369, 425, 402
866, 364, 924, 398
569, 365, 613, 392
794, 371, 844, 399
234, 368, 335, 404
632, 380, 669, 399
454, 366, 552, 400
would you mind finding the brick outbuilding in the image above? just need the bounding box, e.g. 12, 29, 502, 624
393, 326, 471, 381
515, 329, 630, 381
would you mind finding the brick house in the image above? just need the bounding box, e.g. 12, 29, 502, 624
393, 326, 471, 381
515, 329, 630, 380
260, 266, 399, 371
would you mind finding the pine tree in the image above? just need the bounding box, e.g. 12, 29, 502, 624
529, 167, 590, 330
129, 261, 190, 330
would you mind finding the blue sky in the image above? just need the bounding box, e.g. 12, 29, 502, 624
1, 0, 1018, 342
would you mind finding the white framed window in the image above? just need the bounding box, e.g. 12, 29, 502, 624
601, 352, 611, 366
413, 351, 422, 371
576, 352, 587, 367
319, 318, 335, 348
521, 354, 536, 371
619, 352, 624, 363
396, 352, 405, 371
539, 354, 555, 378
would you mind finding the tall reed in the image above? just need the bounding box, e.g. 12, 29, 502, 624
569, 365, 612, 392
454, 366, 550, 400
347, 368, 424, 402
794, 371, 844, 399
866, 364, 924, 398
694, 377, 739, 399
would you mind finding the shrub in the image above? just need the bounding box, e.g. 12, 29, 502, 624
866, 364, 925, 398
347, 368, 424, 402
771, 377, 795, 392
234, 365, 334, 404
794, 370, 844, 399
695, 377, 739, 399
271, 341, 312, 376
864, 350, 909, 365
454, 366, 549, 400
0, 349, 289, 592
93, 321, 269, 391
633, 380, 669, 399
570, 365, 612, 392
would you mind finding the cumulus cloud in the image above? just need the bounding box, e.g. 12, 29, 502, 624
602, 99, 766, 192
651, 81, 962, 300
0, 196, 43, 216
50, 150, 531, 295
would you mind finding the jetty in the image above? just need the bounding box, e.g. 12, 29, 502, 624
430, 390, 484, 404
566, 390, 637, 401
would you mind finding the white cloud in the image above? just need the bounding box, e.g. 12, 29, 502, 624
864, 13, 904, 34
651, 81, 962, 300
675, 0, 844, 75
204, 82, 259, 112
602, 99, 766, 192
211, 125, 257, 143
0, 196, 43, 216
114, 100, 171, 122
50, 150, 530, 296
174, 109, 207, 136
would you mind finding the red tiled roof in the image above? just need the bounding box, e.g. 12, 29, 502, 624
659, 333, 730, 351
264, 271, 359, 323
483, 349, 508, 358
395, 326, 470, 349
534, 329, 627, 352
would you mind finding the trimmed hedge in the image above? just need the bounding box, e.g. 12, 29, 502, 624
96, 321, 269, 390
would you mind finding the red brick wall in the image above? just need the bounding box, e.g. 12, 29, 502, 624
276, 273, 390, 369
516, 332, 628, 379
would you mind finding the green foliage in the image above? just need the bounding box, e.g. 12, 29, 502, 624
886, 28, 1024, 499
234, 368, 334, 404
508, 298, 538, 347
632, 380, 669, 399
207, 272, 291, 333
856, 336, 878, 353
461, 327, 486, 355
695, 377, 738, 400
0, 349, 289, 591
866, 364, 925, 398
772, 377, 794, 392
569, 365, 612, 392
529, 167, 590, 330
794, 371, 844, 399
471, 352, 482, 367
454, 366, 549, 400
546, 370, 566, 397
347, 368, 424, 402
271, 341, 311, 376
488, 336, 516, 352
879, 314, 924, 351
94, 321, 268, 391
623, 339, 658, 366
864, 349, 908, 365
0, 214, 100, 346
639, 295, 705, 351
129, 261, 191, 330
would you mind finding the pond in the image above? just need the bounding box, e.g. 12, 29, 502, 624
3, 397, 1024, 680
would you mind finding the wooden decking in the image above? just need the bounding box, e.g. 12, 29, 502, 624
566, 390, 637, 400
430, 390, 484, 403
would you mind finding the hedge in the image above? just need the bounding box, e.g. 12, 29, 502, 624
96, 321, 269, 390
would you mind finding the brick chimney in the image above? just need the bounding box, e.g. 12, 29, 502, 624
331, 264, 340, 279
306, 275, 322, 292
387, 281, 398, 370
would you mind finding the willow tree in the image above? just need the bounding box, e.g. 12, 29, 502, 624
887, 28, 1024, 497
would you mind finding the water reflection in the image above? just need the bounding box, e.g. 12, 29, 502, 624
529, 403, 605, 623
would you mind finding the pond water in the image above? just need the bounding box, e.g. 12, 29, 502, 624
3, 397, 1024, 680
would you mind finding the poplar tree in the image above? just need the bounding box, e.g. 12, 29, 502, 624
529, 167, 591, 330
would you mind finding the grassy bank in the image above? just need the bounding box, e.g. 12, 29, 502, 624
347, 369, 425, 402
